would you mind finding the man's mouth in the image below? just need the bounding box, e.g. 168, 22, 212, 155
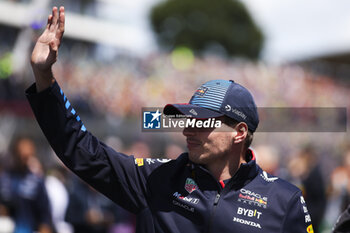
186, 138, 202, 149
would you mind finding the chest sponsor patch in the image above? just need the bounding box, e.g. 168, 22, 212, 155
172, 200, 194, 212
173, 192, 199, 204
184, 178, 198, 193
237, 207, 262, 220
233, 217, 262, 229
237, 188, 268, 208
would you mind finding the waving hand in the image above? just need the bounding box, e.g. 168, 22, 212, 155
31, 6, 65, 91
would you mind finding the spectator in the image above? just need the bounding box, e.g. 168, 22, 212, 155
326, 146, 350, 227
336, 147, 350, 212
0, 156, 15, 233
45, 166, 73, 233
65, 177, 135, 233
288, 145, 327, 233
333, 204, 350, 233
0, 136, 54, 233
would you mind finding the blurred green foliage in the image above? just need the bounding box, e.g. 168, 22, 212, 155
0, 53, 12, 79
150, 0, 264, 59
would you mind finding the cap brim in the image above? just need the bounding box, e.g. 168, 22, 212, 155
164, 103, 223, 119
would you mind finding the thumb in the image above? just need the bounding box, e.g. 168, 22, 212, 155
50, 41, 58, 52
48, 41, 58, 64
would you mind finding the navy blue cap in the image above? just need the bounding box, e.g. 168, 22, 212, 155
164, 80, 259, 132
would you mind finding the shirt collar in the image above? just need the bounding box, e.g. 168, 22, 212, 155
184, 148, 260, 190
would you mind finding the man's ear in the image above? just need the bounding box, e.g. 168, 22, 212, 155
233, 122, 248, 144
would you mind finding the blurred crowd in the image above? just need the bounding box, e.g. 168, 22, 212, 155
0, 136, 137, 233
53, 52, 349, 119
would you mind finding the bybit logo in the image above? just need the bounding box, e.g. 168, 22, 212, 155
237, 207, 262, 219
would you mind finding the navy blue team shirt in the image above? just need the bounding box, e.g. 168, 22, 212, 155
26, 82, 314, 233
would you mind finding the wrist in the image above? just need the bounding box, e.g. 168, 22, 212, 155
31, 65, 55, 92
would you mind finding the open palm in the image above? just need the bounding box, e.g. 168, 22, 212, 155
31, 7, 65, 71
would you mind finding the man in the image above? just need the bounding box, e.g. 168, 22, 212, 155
333, 204, 350, 233
287, 146, 326, 233
0, 136, 53, 233
27, 6, 313, 233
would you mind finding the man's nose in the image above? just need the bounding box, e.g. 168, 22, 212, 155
183, 127, 196, 137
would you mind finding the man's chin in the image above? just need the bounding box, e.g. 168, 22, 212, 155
188, 151, 206, 164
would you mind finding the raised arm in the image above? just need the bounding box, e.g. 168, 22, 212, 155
31, 6, 65, 92
27, 6, 164, 214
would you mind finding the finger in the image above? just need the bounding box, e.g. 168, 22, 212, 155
46, 14, 53, 29
50, 7, 58, 31
58, 6, 65, 34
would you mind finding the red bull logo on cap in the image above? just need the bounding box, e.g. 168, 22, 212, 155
194, 87, 209, 97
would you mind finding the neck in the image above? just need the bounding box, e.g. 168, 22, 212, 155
207, 149, 247, 181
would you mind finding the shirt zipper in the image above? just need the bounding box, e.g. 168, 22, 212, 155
207, 193, 221, 233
